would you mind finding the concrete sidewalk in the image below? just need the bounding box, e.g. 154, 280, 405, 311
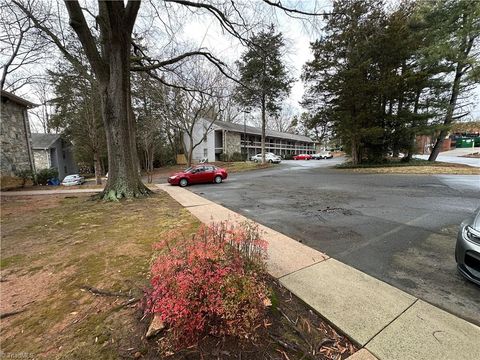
159, 184, 480, 360
1, 188, 103, 196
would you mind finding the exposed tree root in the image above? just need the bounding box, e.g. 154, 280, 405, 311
1, 309, 25, 319
80, 285, 132, 298
100, 183, 152, 201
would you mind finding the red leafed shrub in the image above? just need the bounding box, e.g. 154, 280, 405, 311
144, 221, 269, 351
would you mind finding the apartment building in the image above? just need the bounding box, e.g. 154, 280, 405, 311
185, 119, 316, 163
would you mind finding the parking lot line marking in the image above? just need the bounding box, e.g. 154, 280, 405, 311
335, 213, 431, 258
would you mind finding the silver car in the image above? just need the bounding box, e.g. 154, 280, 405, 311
456, 207, 480, 286
61, 174, 85, 186
250, 153, 281, 164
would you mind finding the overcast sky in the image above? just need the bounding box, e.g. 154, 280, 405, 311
177, 2, 479, 119
177, 3, 319, 114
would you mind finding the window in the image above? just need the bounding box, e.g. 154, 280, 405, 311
62, 151, 66, 159
204, 148, 208, 157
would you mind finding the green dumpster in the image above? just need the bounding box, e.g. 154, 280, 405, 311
456, 137, 477, 148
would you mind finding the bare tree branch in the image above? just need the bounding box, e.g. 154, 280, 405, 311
64, 1, 107, 81
262, 0, 341, 17
11, 0, 93, 82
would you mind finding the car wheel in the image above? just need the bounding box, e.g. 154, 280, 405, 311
254, 159, 258, 163
179, 178, 188, 187
268, 159, 273, 163
214, 175, 222, 184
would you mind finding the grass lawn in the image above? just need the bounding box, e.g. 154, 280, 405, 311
1, 191, 357, 359
336, 159, 480, 175
0, 192, 199, 359
213, 161, 272, 173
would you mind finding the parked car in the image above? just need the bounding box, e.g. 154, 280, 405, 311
312, 151, 333, 160
293, 154, 312, 160
61, 174, 85, 186
456, 207, 480, 286
250, 153, 282, 163
168, 164, 228, 187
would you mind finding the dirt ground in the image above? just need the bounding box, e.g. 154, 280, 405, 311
1, 192, 199, 359
1, 193, 356, 359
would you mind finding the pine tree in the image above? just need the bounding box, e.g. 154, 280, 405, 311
235, 25, 293, 163
302, 0, 451, 164
418, 0, 480, 161
49, 59, 107, 185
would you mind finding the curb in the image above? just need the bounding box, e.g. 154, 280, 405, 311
158, 184, 480, 360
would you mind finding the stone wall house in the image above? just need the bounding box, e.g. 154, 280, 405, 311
32, 133, 78, 180
183, 119, 316, 163
0, 90, 36, 177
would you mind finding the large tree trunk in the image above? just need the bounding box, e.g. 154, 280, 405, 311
99, 39, 149, 200
351, 136, 360, 165
61, 0, 146, 200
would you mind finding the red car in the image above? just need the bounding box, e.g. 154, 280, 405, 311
293, 154, 312, 160
168, 164, 228, 187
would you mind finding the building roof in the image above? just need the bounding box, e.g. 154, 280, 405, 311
31, 133, 61, 150
0, 90, 38, 108
213, 120, 314, 143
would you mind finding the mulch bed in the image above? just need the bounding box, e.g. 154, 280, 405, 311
144, 277, 357, 360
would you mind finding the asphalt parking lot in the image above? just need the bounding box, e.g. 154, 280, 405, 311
188, 158, 480, 324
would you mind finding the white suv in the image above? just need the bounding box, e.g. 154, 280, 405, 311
250, 153, 282, 163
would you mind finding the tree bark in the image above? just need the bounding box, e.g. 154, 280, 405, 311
187, 135, 194, 167
64, 0, 148, 200
428, 63, 463, 162
98, 37, 149, 200
351, 136, 359, 165
406, 89, 421, 162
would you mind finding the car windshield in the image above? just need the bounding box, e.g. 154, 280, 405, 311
64, 175, 77, 180
184, 167, 194, 173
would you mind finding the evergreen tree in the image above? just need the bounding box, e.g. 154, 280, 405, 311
302, 0, 450, 164
235, 25, 293, 163
418, 0, 480, 161
49, 59, 107, 184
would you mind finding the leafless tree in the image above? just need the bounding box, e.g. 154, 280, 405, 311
0, 1, 48, 91
28, 78, 53, 133
270, 104, 296, 133
163, 62, 226, 166
132, 71, 165, 183
10, 0, 334, 200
